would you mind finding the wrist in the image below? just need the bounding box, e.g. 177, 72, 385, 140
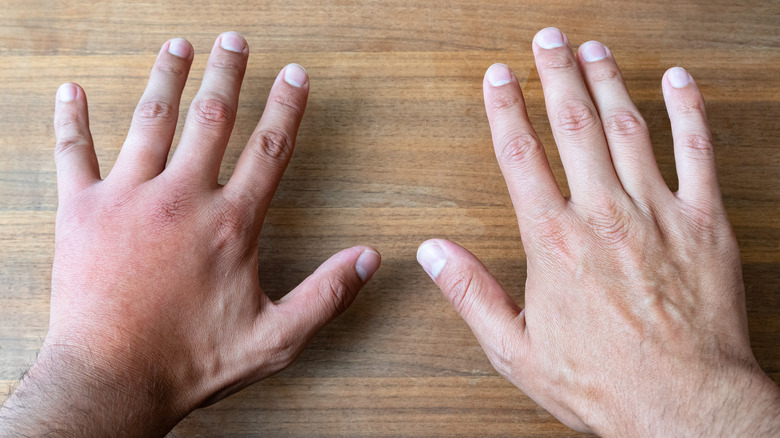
1, 340, 194, 437
689, 364, 780, 437
617, 360, 780, 437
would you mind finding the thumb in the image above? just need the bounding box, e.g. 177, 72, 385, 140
417, 239, 525, 368
275, 246, 381, 338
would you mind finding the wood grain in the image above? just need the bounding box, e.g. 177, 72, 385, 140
1, 0, 778, 435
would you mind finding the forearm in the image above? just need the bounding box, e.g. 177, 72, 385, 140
0, 345, 189, 437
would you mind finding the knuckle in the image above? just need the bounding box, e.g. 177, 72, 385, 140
488, 89, 522, 111
270, 93, 304, 115
681, 204, 723, 239
212, 198, 251, 244
591, 67, 620, 83
531, 208, 573, 259
190, 97, 234, 127
54, 136, 88, 160
676, 97, 706, 115
250, 129, 294, 166
145, 188, 194, 230
555, 102, 600, 135
444, 269, 480, 316
134, 100, 176, 124
54, 113, 81, 129
318, 276, 353, 316
266, 330, 298, 365
603, 111, 647, 138
498, 133, 544, 169
681, 134, 714, 158
210, 58, 245, 76
56, 201, 94, 234
488, 333, 519, 378
155, 61, 187, 77
585, 195, 634, 247
542, 53, 575, 71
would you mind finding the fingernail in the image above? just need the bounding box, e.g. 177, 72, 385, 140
668, 66, 692, 88
581, 41, 607, 62
220, 32, 246, 53
355, 250, 381, 282
486, 63, 512, 87
417, 241, 447, 280
168, 38, 191, 58
57, 83, 77, 102
535, 27, 565, 49
284, 63, 308, 88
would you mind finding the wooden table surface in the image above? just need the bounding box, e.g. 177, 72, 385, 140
1, 0, 778, 436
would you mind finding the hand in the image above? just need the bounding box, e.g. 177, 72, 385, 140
417, 27, 780, 436
0, 32, 381, 436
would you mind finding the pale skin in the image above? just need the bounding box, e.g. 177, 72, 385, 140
0, 27, 778, 437
417, 28, 780, 436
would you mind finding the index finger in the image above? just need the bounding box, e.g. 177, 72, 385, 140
483, 63, 567, 235
225, 64, 309, 220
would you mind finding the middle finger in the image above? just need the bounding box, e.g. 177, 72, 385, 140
532, 28, 622, 203
169, 32, 249, 186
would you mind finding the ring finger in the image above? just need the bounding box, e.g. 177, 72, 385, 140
576, 41, 667, 201
111, 38, 193, 184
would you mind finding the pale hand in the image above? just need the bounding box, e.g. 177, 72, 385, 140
417, 27, 780, 437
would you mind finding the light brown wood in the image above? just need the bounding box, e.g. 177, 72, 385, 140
1, 0, 778, 435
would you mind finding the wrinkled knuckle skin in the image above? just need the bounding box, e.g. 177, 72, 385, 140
211, 58, 245, 76
54, 137, 88, 160
319, 276, 353, 316
145, 189, 195, 231
556, 103, 599, 135
271, 94, 304, 115
586, 196, 633, 247
266, 331, 299, 369
682, 204, 724, 241
543, 53, 575, 71
250, 129, 294, 166
191, 97, 234, 127
54, 113, 81, 129
681, 134, 714, 158
445, 270, 479, 316
591, 67, 619, 83
488, 334, 519, 379
499, 134, 543, 169
676, 97, 706, 115
531, 208, 573, 261
488, 90, 521, 111
134, 100, 176, 125
155, 61, 187, 77
603, 111, 647, 138
212, 199, 252, 245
